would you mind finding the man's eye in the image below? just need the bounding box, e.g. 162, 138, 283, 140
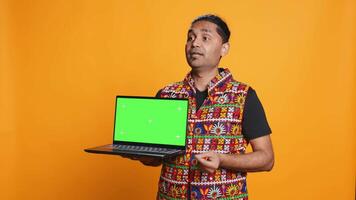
187, 36, 194, 41
203, 36, 209, 41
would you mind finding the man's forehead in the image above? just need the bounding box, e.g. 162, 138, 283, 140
188, 21, 218, 34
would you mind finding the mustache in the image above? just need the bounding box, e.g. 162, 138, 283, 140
188, 49, 204, 55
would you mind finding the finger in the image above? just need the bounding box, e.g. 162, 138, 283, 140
140, 157, 158, 162
141, 160, 161, 166
128, 156, 140, 160
196, 157, 220, 173
195, 156, 214, 170
195, 155, 208, 165
195, 153, 209, 161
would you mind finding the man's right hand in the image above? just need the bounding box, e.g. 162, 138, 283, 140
120, 155, 163, 167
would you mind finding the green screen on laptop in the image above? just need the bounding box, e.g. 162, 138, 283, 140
114, 97, 188, 146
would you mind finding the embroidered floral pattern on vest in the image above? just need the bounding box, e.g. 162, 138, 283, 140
157, 68, 249, 200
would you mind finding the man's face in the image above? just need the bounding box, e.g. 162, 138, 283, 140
185, 20, 228, 70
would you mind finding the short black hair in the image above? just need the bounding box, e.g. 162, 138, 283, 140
191, 14, 230, 43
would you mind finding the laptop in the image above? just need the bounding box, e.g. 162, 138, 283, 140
84, 96, 188, 159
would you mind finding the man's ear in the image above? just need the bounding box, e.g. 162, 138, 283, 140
220, 42, 230, 57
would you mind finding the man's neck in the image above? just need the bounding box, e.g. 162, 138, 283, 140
191, 67, 219, 92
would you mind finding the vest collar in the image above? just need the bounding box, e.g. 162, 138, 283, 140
184, 68, 232, 94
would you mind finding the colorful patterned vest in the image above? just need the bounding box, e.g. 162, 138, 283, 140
157, 68, 250, 200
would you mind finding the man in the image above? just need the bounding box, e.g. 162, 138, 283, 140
131, 14, 274, 199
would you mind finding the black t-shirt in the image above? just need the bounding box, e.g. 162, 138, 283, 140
156, 87, 271, 141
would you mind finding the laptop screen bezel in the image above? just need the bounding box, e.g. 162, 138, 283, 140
112, 95, 188, 150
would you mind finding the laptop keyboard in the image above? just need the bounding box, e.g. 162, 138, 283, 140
112, 144, 178, 154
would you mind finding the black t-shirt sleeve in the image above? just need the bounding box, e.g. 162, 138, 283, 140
242, 88, 272, 141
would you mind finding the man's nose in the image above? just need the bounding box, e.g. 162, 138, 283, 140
192, 38, 201, 47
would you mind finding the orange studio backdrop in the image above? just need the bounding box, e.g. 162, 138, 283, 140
0, 0, 355, 199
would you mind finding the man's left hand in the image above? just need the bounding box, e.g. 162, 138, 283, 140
194, 151, 221, 173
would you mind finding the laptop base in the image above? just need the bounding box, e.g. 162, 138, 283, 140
84, 144, 185, 159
